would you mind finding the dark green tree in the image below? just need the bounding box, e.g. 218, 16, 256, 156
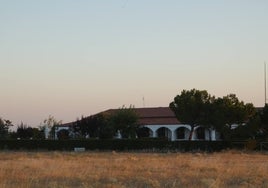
170, 89, 256, 141
0, 118, 13, 139
98, 122, 115, 139
211, 94, 256, 140
16, 123, 32, 139
32, 127, 45, 139
108, 105, 139, 139
72, 114, 105, 138
169, 89, 214, 140
258, 104, 268, 139
231, 113, 260, 140
16, 123, 44, 140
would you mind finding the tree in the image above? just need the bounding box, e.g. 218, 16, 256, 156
108, 105, 139, 139
16, 123, 32, 139
169, 89, 214, 140
16, 123, 44, 140
98, 122, 115, 139
211, 94, 256, 140
258, 104, 268, 139
72, 105, 139, 139
43, 115, 62, 139
170, 89, 256, 141
0, 118, 13, 139
32, 127, 45, 139
231, 113, 260, 140
72, 114, 105, 138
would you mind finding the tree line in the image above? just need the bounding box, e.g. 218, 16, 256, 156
0, 115, 63, 140
68, 105, 139, 139
0, 107, 139, 140
170, 89, 268, 140
1, 89, 268, 141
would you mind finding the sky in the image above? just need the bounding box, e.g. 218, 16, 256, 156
0, 0, 268, 127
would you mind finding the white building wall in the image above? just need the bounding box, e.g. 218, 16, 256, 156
143, 124, 218, 141
54, 124, 220, 141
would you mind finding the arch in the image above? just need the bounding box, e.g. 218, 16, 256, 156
156, 127, 172, 140
175, 127, 190, 140
137, 127, 153, 138
57, 129, 70, 140
195, 126, 206, 140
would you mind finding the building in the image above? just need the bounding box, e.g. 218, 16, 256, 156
133, 107, 219, 141
55, 107, 221, 141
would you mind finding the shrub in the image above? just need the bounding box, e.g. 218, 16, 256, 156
0, 139, 232, 152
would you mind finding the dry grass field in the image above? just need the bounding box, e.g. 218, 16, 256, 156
0, 150, 268, 188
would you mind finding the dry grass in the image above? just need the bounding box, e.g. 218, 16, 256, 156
0, 150, 268, 188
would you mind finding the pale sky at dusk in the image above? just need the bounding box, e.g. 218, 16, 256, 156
0, 0, 267, 127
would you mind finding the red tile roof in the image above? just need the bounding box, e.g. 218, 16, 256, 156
135, 107, 180, 125
102, 107, 180, 125
60, 107, 180, 127
135, 107, 176, 118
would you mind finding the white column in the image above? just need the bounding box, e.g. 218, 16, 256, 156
171, 130, 176, 141
211, 129, 216, 141
44, 125, 49, 139
152, 130, 157, 138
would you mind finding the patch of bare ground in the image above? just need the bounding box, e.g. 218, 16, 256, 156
0, 150, 268, 187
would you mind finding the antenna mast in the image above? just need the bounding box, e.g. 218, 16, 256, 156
265, 62, 267, 105
142, 96, 145, 107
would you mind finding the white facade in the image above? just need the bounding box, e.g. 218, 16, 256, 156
55, 107, 223, 141
142, 124, 219, 141
54, 124, 220, 141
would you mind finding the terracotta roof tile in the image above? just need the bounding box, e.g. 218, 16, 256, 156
134, 107, 180, 125
61, 107, 180, 126
99, 107, 180, 125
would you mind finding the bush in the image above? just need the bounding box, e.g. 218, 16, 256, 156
0, 139, 232, 152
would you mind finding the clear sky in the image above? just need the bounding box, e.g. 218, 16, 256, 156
0, 0, 267, 127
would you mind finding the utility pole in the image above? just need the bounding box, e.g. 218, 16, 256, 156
142, 96, 145, 108
265, 62, 267, 105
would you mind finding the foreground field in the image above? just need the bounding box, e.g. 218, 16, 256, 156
0, 150, 268, 188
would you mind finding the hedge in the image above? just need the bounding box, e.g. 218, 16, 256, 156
0, 139, 232, 152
